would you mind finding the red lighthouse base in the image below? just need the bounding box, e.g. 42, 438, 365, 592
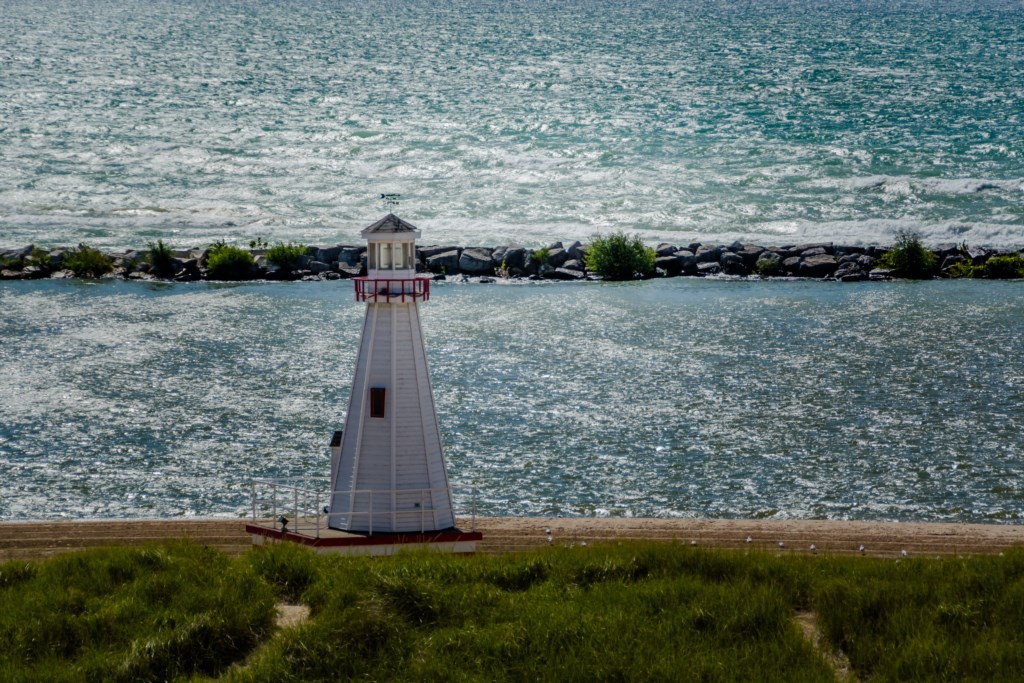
245, 522, 482, 556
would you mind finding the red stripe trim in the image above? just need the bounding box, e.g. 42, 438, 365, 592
246, 524, 481, 547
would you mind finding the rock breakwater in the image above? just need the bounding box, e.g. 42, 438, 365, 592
2, 240, 1022, 283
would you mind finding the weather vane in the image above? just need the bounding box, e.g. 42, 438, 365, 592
380, 193, 401, 212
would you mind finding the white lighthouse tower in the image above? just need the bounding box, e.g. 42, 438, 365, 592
326, 214, 455, 533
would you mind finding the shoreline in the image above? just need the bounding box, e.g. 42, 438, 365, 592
3, 238, 1023, 283
2, 517, 1022, 562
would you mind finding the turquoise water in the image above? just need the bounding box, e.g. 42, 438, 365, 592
1, 0, 1022, 249
1, 278, 1022, 522
2, 0, 1023, 523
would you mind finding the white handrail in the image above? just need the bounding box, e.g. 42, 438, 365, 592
249, 480, 478, 537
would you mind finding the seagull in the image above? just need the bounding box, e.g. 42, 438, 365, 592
859, 544, 865, 554
809, 544, 816, 554
901, 549, 908, 558
746, 536, 752, 544
778, 541, 785, 549
690, 540, 697, 546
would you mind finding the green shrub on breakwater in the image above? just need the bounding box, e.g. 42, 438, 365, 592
944, 253, 1024, 279
878, 230, 938, 279
144, 239, 176, 278
979, 254, 1024, 279
206, 242, 255, 280
585, 231, 656, 280
265, 242, 310, 274
63, 244, 114, 278
7, 541, 1023, 681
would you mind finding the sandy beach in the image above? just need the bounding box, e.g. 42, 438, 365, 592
2, 517, 1022, 563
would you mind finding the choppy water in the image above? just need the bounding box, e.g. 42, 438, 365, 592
1, 0, 1023, 249
2, 278, 1022, 522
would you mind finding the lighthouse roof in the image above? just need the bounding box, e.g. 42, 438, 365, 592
361, 214, 421, 237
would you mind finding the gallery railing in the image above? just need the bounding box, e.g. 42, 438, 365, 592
249, 477, 477, 537
353, 276, 431, 303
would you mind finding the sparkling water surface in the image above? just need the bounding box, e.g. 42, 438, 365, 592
2, 0, 1023, 523
1, 0, 1022, 249
1, 278, 1022, 522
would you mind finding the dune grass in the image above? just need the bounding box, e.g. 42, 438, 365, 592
0, 542, 275, 682
3, 541, 1023, 681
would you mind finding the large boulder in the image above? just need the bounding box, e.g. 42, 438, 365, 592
459, 248, 495, 275
500, 247, 530, 276
418, 245, 454, 261
833, 261, 866, 282
736, 245, 764, 268
315, 246, 343, 264
546, 247, 570, 268
561, 259, 584, 272
656, 243, 677, 257
426, 249, 462, 274
338, 247, 365, 266
782, 256, 802, 275
675, 250, 697, 274
719, 251, 747, 275
175, 259, 202, 282
548, 267, 586, 280
491, 245, 509, 265
567, 241, 585, 261
655, 255, 683, 276
697, 261, 721, 276
857, 254, 876, 270
799, 254, 838, 278
834, 245, 866, 258
521, 250, 541, 276
795, 242, 834, 255
774, 246, 802, 260
309, 260, 332, 274
695, 245, 721, 263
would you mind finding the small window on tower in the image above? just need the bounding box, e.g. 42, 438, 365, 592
370, 387, 386, 418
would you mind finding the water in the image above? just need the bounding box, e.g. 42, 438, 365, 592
2, 278, 1022, 522
2, 0, 1023, 524
1, 0, 1022, 250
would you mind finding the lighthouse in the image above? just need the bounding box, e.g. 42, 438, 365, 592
326, 214, 455, 533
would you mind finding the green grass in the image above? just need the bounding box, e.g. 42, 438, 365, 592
264, 242, 310, 273
62, 244, 113, 278
144, 239, 177, 278
0, 543, 275, 682
4, 542, 1023, 682
813, 552, 1024, 681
